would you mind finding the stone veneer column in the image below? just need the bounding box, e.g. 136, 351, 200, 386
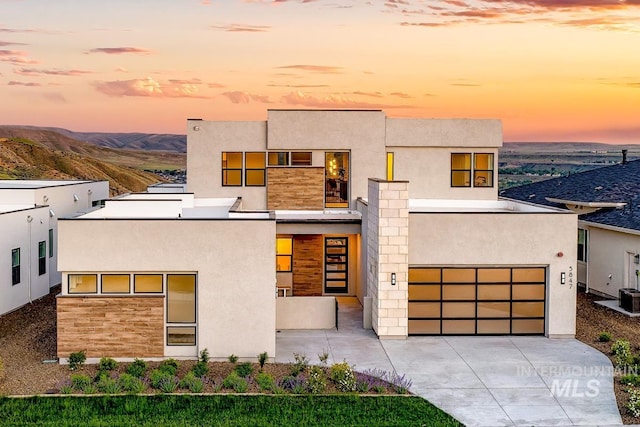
367, 179, 409, 339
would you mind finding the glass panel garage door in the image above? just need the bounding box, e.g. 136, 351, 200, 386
408, 267, 545, 335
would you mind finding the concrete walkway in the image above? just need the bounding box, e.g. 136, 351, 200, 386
276, 298, 623, 427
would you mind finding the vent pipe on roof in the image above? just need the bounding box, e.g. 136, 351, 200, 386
622, 149, 628, 165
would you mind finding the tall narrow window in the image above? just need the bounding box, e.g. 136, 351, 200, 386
222, 152, 242, 186
38, 241, 46, 276
451, 153, 471, 187
474, 153, 494, 187
48, 229, 53, 258
268, 152, 289, 166
324, 237, 348, 294
325, 152, 350, 208
291, 152, 312, 166
578, 229, 588, 262
11, 248, 20, 285
167, 274, 196, 346
276, 237, 293, 272
386, 152, 394, 181
245, 152, 266, 186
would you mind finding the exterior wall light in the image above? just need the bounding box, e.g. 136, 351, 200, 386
560, 272, 566, 284
391, 272, 396, 286
73, 194, 79, 202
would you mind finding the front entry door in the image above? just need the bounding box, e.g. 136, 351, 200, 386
324, 237, 348, 294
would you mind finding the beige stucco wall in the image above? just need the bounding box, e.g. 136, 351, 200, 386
385, 118, 503, 148
276, 296, 336, 329
409, 212, 577, 337
582, 224, 640, 298
58, 218, 276, 359
187, 120, 268, 209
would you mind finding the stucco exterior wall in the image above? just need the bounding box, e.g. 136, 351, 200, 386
385, 118, 503, 148
0, 206, 50, 316
409, 212, 577, 337
583, 225, 640, 298
187, 120, 268, 209
276, 297, 336, 329
57, 218, 276, 359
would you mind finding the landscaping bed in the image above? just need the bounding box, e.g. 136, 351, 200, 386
575, 290, 640, 425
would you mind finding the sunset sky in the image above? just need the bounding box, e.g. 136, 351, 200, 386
1, 0, 639, 142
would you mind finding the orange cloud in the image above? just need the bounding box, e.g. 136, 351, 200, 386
14, 68, 92, 76
87, 47, 153, 55
0, 50, 38, 65
0, 41, 27, 47
94, 77, 209, 98
8, 81, 41, 87
210, 24, 271, 32
277, 64, 344, 74
280, 91, 413, 109
222, 91, 271, 103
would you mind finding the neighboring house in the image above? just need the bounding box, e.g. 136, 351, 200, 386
0, 180, 109, 316
502, 156, 640, 299
56, 110, 576, 363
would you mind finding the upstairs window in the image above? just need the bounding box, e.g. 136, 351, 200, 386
268, 152, 290, 166
245, 152, 266, 186
38, 241, 46, 276
291, 152, 312, 166
276, 237, 293, 272
578, 229, 588, 262
222, 152, 242, 186
474, 153, 494, 187
11, 248, 20, 285
451, 153, 471, 187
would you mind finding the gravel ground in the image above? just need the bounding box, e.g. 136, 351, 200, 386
2, 286, 640, 423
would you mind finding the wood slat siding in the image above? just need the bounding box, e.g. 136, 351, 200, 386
293, 235, 323, 296
267, 167, 324, 210
57, 296, 164, 358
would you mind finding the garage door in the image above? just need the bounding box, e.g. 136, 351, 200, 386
408, 267, 546, 335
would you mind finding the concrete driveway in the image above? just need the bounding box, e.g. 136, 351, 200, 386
276, 299, 622, 427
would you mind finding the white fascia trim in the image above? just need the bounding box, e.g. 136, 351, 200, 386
546, 197, 626, 209
579, 219, 640, 237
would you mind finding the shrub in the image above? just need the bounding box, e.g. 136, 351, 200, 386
57, 379, 73, 394
68, 351, 86, 371
96, 375, 121, 394
330, 361, 356, 392
118, 373, 146, 394
598, 332, 612, 342
235, 362, 253, 378
222, 371, 248, 393
158, 376, 179, 393
70, 374, 92, 391
621, 374, 640, 387
126, 359, 147, 378
199, 348, 210, 363
318, 350, 329, 366
255, 372, 275, 392
150, 369, 175, 389
612, 340, 633, 367
388, 371, 413, 394
228, 354, 239, 364
307, 366, 327, 394
82, 384, 98, 394
279, 375, 307, 394
372, 384, 386, 394
290, 353, 309, 377
258, 352, 268, 370
628, 388, 640, 417
158, 359, 179, 376
192, 361, 209, 378
98, 357, 118, 372
179, 372, 204, 393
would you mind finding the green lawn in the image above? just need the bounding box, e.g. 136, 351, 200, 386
0, 395, 462, 427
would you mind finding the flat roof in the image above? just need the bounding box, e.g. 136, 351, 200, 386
275, 210, 362, 223
0, 204, 42, 214
0, 180, 95, 189
409, 199, 569, 213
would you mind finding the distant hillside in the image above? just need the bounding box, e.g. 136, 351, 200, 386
0, 126, 185, 171
0, 136, 160, 196
0, 125, 186, 153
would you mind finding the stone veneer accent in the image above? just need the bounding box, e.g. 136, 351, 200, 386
367, 179, 409, 338
292, 235, 324, 296
57, 296, 164, 358
267, 167, 325, 210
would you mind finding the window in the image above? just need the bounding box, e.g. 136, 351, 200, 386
11, 248, 20, 285
102, 274, 130, 293
167, 274, 196, 346
578, 229, 588, 262
276, 237, 293, 272
325, 152, 349, 208
291, 152, 312, 166
268, 152, 289, 166
451, 153, 471, 187
474, 153, 494, 187
38, 241, 46, 276
134, 274, 163, 293
68, 274, 97, 294
48, 229, 53, 258
324, 237, 348, 293
222, 152, 242, 186
386, 152, 394, 181
245, 152, 266, 186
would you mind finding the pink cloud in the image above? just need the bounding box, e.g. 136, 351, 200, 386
280, 91, 413, 109
277, 64, 344, 74
94, 77, 209, 98
42, 92, 67, 104
0, 41, 27, 46
352, 91, 383, 98
8, 80, 41, 87
15, 68, 92, 76
114, 67, 128, 73
210, 24, 271, 32
87, 47, 153, 55
222, 91, 271, 103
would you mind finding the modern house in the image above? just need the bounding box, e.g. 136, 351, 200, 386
502, 156, 640, 300
0, 180, 109, 316
56, 110, 577, 363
